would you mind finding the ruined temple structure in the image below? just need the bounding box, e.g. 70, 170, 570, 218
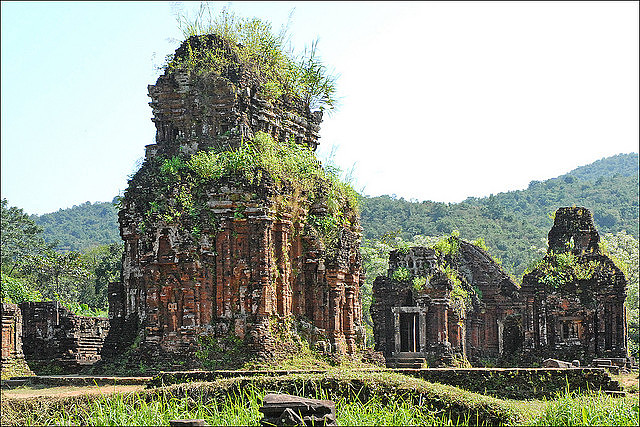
371, 207, 631, 368
521, 207, 629, 365
18, 301, 109, 373
103, 34, 363, 367
1, 303, 33, 379
371, 239, 522, 367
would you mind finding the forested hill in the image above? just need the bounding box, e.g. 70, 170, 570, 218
360, 152, 639, 277
32, 199, 119, 252
31, 153, 638, 277
564, 152, 638, 181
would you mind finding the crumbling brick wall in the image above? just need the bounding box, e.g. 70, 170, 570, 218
452, 241, 523, 359
521, 207, 628, 364
20, 301, 109, 373
146, 34, 322, 159
103, 35, 363, 367
371, 240, 523, 366
1, 303, 33, 379
371, 248, 455, 363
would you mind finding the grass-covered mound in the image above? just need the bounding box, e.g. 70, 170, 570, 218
3, 370, 638, 426
1, 371, 517, 426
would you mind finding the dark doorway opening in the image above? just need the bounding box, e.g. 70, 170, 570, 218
400, 313, 419, 352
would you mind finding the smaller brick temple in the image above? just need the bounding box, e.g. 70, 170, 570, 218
371, 207, 631, 368
521, 207, 629, 364
371, 238, 522, 366
20, 301, 109, 373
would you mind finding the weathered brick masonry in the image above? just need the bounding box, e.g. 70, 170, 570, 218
372, 207, 630, 367
102, 35, 363, 365
1, 303, 33, 379
521, 207, 629, 364
19, 301, 109, 372
372, 241, 522, 366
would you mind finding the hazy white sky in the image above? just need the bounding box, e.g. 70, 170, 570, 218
1, 1, 638, 215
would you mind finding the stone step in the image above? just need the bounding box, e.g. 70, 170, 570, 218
77, 337, 105, 342
386, 358, 425, 369
387, 357, 425, 361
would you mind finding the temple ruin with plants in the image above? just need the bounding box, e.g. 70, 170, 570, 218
371, 207, 631, 369
521, 207, 629, 363
100, 33, 364, 368
0, 12, 634, 378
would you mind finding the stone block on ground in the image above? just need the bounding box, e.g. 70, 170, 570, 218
169, 420, 208, 427
542, 358, 573, 368
259, 393, 337, 426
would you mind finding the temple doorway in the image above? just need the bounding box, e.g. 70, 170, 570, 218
400, 312, 420, 352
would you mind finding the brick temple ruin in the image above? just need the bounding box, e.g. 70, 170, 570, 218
371, 240, 522, 367
372, 207, 630, 368
20, 302, 109, 372
521, 207, 629, 363
0, 36, 633, 375
102, 34, 364, 367
1, 302, 108, 376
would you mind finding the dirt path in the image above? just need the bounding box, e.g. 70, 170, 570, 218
1, 384, 145, 399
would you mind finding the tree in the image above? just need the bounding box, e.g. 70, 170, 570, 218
80, 243, 123, 309
19, 250, 90, 303
1, 198, 51, 273
0, 273, 42, 304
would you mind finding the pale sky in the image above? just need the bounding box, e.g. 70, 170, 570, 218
1, 1, 638, 215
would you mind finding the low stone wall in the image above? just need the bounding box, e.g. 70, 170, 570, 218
397, 367, 621, 399
1, 304, 33, 379
148, 367, 621, 399
20, 301, 109, 374
6, 375, 152, 387
148, 369, 332, 388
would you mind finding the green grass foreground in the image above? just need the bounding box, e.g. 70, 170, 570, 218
1, 371, 638, 426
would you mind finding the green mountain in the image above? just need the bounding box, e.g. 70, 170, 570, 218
565, 152, 638, 181
32, 153, 638, 278
32, 199, 120, 252
360, 152, 639, 277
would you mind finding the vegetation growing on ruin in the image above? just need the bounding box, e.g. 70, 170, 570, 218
524, 252, 603, 290
391, 266, 411, 282
386, 233, 473, 317
444, 265, 472, 316
133, 132, 359, 251
433, 231, 461, 257
195, 335, 247, 370
168, 4, 338, 110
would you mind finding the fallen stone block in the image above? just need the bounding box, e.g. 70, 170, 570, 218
542, 358, 573, 368
259, 393, 337, 426
169, 419, 208, 427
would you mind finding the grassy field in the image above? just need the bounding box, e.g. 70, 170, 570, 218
0, 370, 639, 425
1, 370, 638, 426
